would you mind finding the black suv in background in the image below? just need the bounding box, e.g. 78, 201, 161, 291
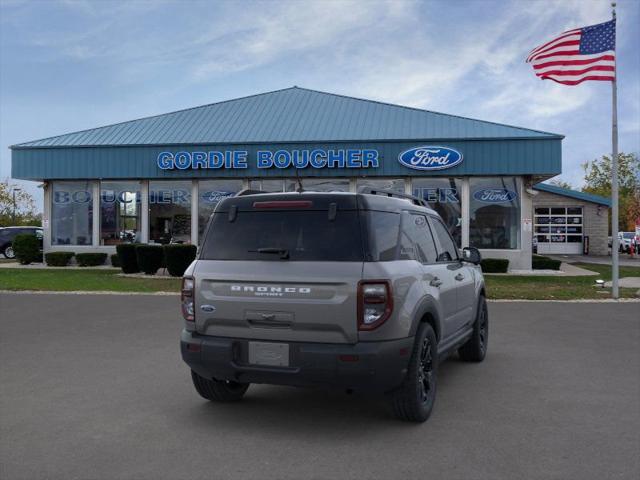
0, 226, 43, 259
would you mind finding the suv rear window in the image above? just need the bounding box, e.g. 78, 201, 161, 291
200, 210, 364, 261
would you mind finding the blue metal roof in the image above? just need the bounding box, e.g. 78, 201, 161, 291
12, 87, 562, 148
533, 183, 611, 206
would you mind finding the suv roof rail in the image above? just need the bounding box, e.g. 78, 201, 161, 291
235, 189, 265, 197
359, 188, 428, 207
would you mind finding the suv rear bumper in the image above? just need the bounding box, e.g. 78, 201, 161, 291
181, 330, 413, 393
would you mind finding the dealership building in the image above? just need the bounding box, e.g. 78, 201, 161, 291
10, 87, 611, 269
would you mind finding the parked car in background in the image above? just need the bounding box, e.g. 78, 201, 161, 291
619, 232, 635, 253
0, 226, 43, 259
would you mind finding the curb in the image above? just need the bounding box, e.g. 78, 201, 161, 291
0, 290, 638, 302
488, 298, 640, 303
0, 290, 179, 296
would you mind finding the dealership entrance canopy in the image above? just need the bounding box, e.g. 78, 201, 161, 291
11, 86, 570, 269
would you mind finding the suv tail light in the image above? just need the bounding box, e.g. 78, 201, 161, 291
181, 277, 195, 322
358, 280, 393, 330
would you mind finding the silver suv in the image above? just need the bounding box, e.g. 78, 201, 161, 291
180, 189, 487, 422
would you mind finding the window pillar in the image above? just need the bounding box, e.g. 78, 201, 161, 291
405, 177, 412, 196
43, 182, 52, 252
461, 178, 470, 248
92, 181, 100, 247
191, 180, 199, 245
140, 181, 149, 243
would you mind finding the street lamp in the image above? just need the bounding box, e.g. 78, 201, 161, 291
12, 187, 22, 224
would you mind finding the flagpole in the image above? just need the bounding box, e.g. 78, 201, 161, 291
611, 1, 619, 299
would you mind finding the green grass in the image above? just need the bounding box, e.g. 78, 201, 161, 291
484, 262, 640, 300
0, 262, 638, 300
0, 268, 181, 293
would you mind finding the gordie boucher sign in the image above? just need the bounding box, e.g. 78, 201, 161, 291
156, 146, 463, 171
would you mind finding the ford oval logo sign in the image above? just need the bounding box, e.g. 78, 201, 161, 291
398, 146, 463, 171
473, 188, 518, 203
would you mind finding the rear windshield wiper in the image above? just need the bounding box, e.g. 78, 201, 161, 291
248, 247, 290, 259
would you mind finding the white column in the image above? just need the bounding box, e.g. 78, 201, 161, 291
520, 177, 533, 270
92, 181, 100, 247
349, 178, 357, 193
43, 182, 52, 252
191, 180, 199, 245
405, 177, 412, 196
140, 180, 149, 243
461, 178, 470, 248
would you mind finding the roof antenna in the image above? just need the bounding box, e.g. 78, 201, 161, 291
295, 167, 304, 193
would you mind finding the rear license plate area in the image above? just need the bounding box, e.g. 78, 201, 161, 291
248, 341, 290, 367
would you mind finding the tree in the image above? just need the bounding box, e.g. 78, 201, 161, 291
547, 177, 573, 190
0, 180, 41, 227
582, 152, 640, 232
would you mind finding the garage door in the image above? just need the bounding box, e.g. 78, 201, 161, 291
535, 207, 583, 254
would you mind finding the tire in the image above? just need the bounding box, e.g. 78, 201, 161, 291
3, 244, 15, 259
389, 323, 438, 423
458, 295, 488, 362
190, 370, 249, 402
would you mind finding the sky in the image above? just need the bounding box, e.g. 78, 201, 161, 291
1, 0, 639, 211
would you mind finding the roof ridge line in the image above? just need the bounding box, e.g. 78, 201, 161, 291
11, 86, 300, 148
293, 86, 563, 138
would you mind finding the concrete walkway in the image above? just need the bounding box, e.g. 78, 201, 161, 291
547, 254, 640, 267
487, 262, 599, 276
0, 261, 118, 270
604, 277, 640, 289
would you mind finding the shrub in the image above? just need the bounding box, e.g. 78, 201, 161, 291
110, 254, 121, 268
75, 253, 108, 267
532, 255, 562, 270
480, 258, 509, 273
116, 244, 139, 273
45, 252, 74, 267
163, 244, 197, 277
12, 234, 41, 265
135, 245, 164, 275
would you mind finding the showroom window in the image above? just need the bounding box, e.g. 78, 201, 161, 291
412, 177, 462, 246
356, 178, 405, 194
469, 177, 520, 249
286, 178, 350, 192
249, 179, 284, 192
51, 181, 93, 245
198, 179, 243, 242
100, 181, 141, 245
149, 181, 192, 244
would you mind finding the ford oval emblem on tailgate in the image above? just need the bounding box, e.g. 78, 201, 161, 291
200, 304, 216, 313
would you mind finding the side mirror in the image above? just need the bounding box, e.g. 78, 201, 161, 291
462, 247, 482, 265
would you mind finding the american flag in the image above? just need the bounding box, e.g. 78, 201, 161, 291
526, 19, 616, 85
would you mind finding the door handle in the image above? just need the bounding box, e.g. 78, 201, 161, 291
455, 273, 465, 281
430, 277, 443, 287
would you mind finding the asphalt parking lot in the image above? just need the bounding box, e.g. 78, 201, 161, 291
1, 294, 638, 480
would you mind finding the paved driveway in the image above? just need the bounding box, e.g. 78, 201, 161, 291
0, 294, 638, 480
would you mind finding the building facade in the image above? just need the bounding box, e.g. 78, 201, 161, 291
532, 183, 610, 256
11, 87, 582, 270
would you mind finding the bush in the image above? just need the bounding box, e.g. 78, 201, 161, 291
163, 244, 197, 277
532, 255, 562, 270
75, 253, 108, 267
45, 252, 74, 267
12, 234, 41, 265
110, 254, 121, 268
480, 258, 509, 273
135, 245, 164, 275
116, 244, 139, 273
